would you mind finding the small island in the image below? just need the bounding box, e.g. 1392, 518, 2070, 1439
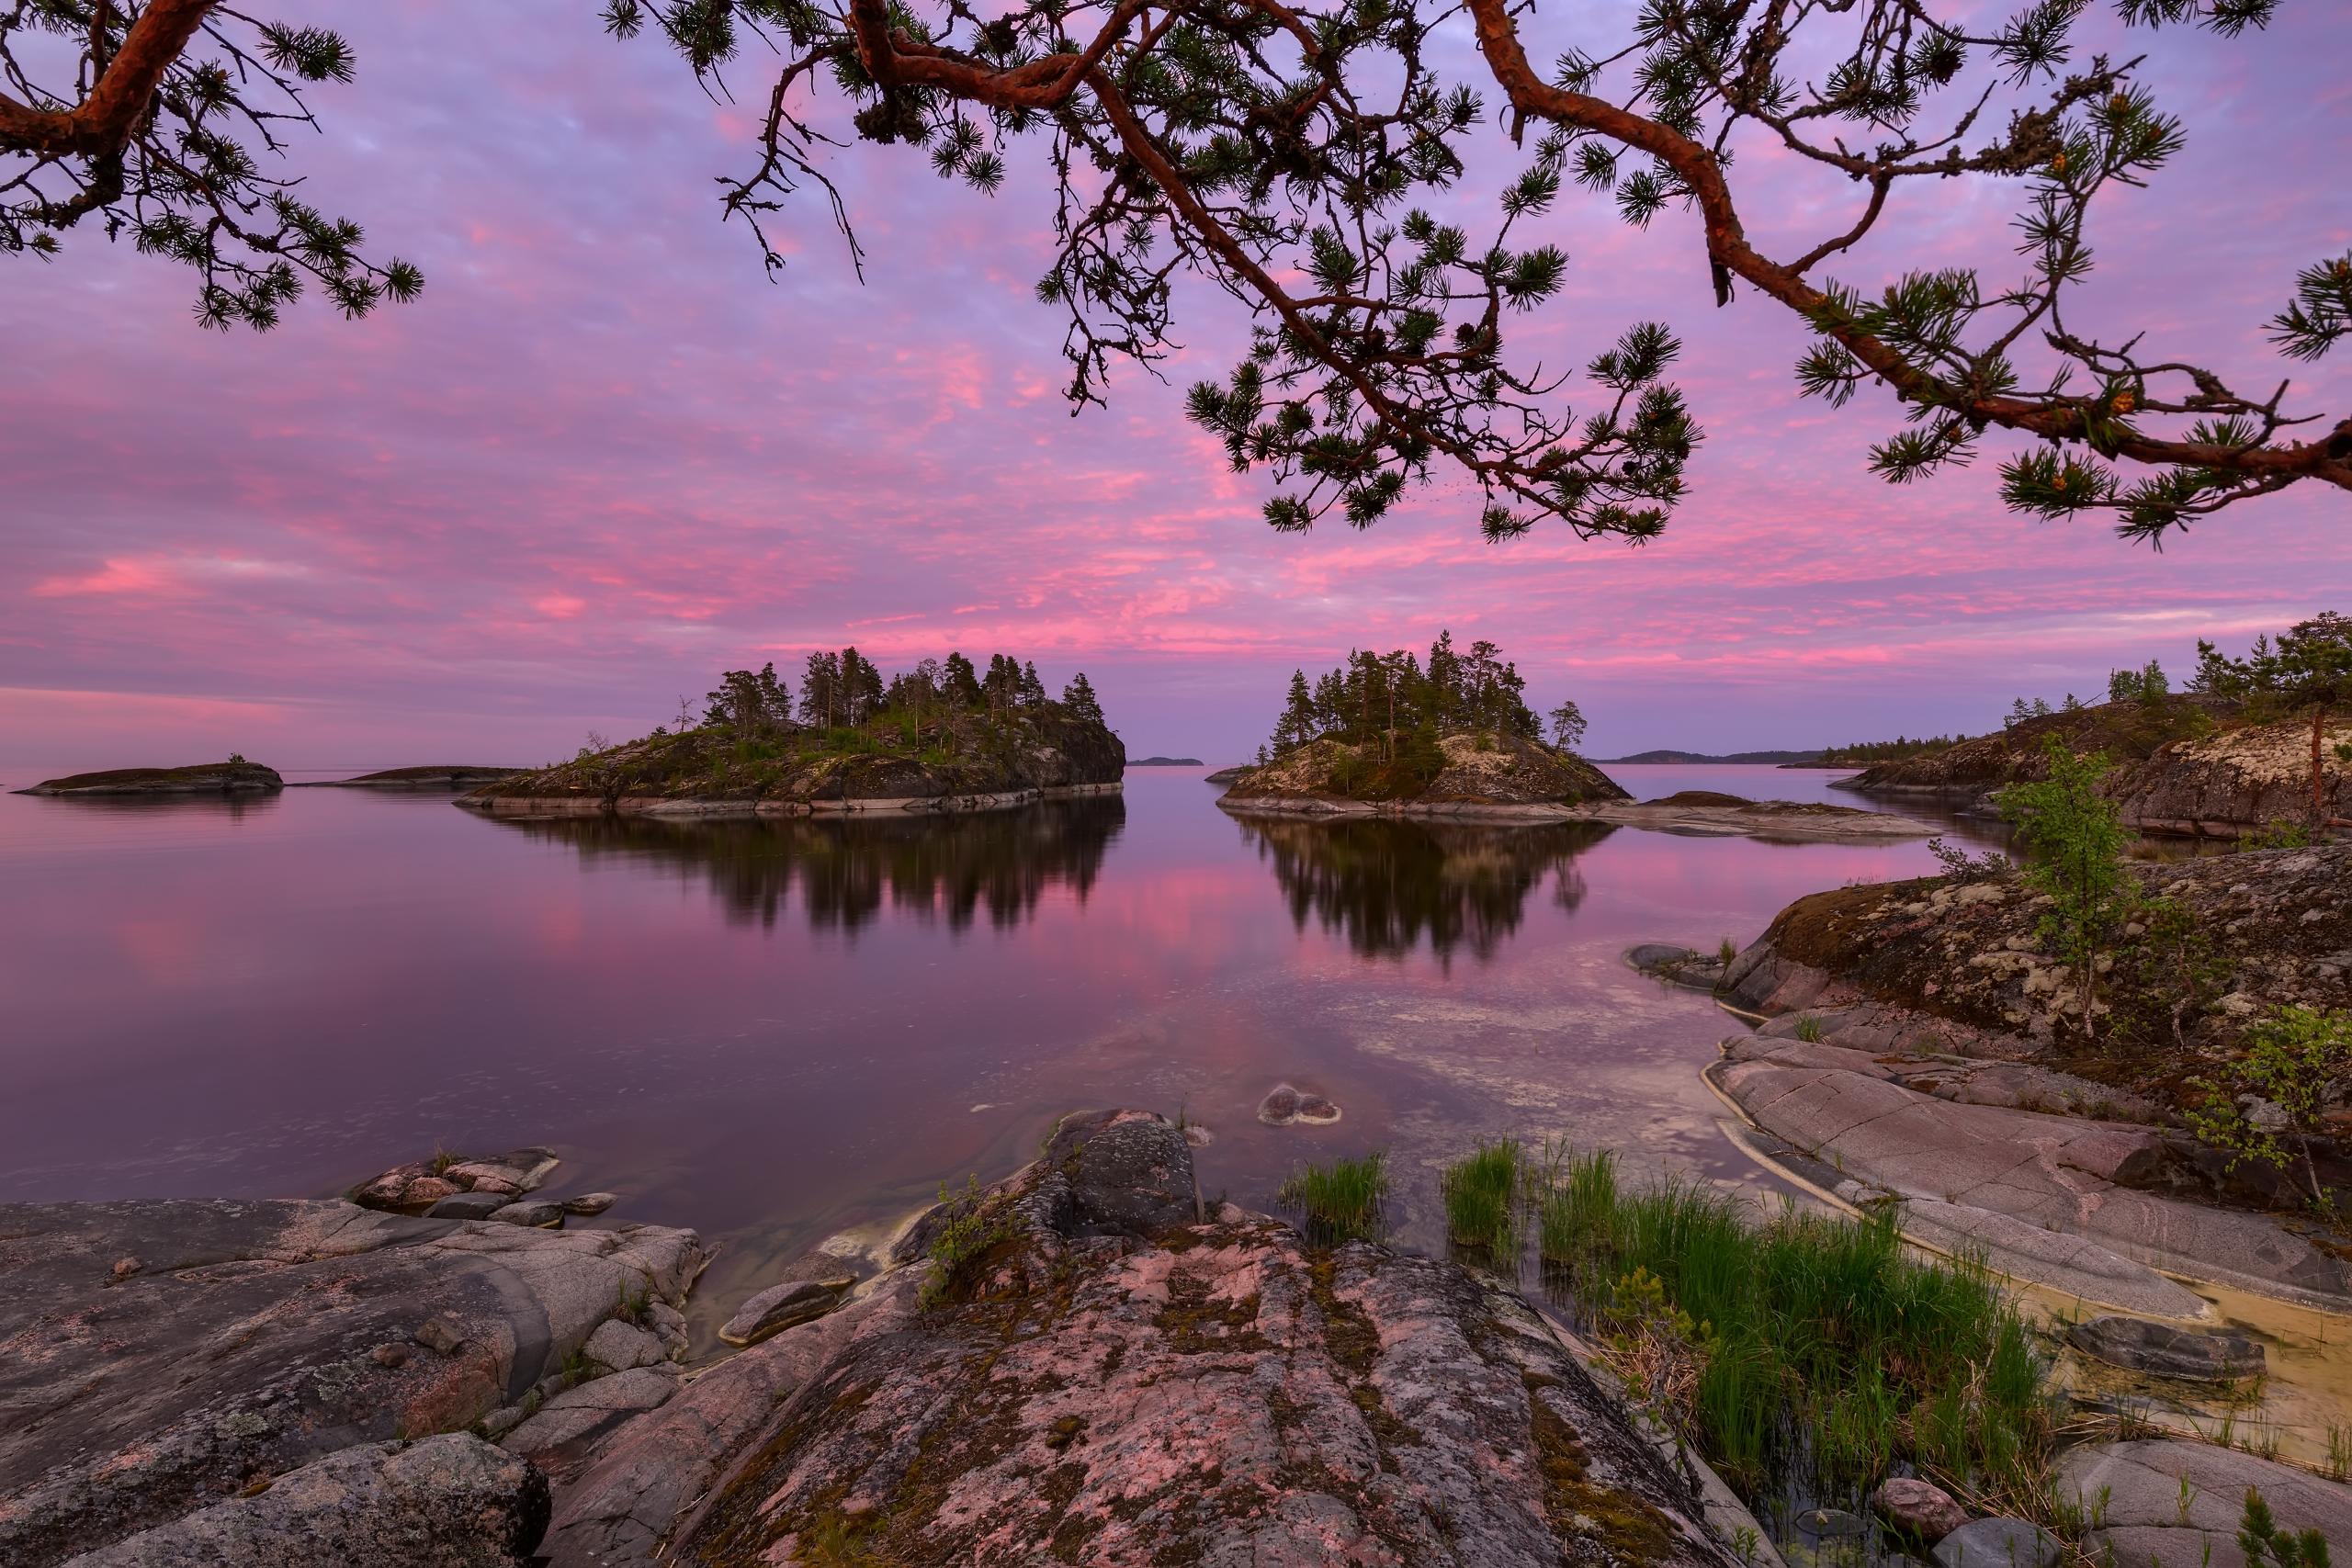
1214, 633, 1631, 819
463, 651, 1123, 818
1128, 755, 1204, 766
14, 758, 283, 796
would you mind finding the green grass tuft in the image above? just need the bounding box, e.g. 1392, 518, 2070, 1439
1529, 1154, 2050, 1507
1441, 1137, 1522, 1250
1276, 1147, 1389, 1243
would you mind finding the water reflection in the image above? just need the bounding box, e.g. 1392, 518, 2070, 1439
1236, 816, 1614, 965
488, 795, 1125, 933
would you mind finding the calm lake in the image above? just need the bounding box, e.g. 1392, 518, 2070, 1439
0, 763, 1997, 1342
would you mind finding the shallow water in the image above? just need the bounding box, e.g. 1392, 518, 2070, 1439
0, 765, 1975, 1319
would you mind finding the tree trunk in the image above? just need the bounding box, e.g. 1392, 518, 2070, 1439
2315, 703, 2328, 829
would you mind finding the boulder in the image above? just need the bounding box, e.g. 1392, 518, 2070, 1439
560, 1194, 617, 1216
428, 1192, 511, 1221
489, 1202, 564, 1229
1931, 1516, 2060, 1568
0, 1199, 702, 1568
2055, 1439, 2352, 1568
582, 1321, 667, 1374
2066, 1316, 2264, 1382
1874, 1477, 1968, 1542
718, 1279, 851, 1347
53, 1435, 548, 1568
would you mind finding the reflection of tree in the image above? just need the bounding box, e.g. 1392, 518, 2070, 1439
1238, 817, 1612, 964
492, 796, 1124, 934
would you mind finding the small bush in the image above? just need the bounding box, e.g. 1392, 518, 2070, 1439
2187, 1004, 2352, 1209
1276, 1147, 1389, 1243
1442, 1138, 1521, 1250
920, 1177, 1015, 1311
1792, 1014, 1825, 1043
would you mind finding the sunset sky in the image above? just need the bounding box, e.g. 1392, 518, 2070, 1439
3, 0, 2346, 776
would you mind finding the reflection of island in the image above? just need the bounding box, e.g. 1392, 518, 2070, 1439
490, 795, 1125, 933
1238, 817, 1612, 964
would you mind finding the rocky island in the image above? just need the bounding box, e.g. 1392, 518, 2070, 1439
462, 652, 1123, 819
1213, 632, 1634, 819
14, 759, 283, 796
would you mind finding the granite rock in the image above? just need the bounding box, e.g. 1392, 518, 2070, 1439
1931, 1516, 2060, 1568
0, 1199, 701, 1568
2055, 1438, 2352, 1568
53, 1435, 548, 1568
1874, 1477, 1968, 1542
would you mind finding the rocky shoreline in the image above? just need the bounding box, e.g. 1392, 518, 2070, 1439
3, 1114, 1757, 1568
1626, 840, 2352, 1319
14, 1106, 2352, 1566
1836, 705, 2349, 836
460, 780, 1122, 819
1225, 784, 1938, 841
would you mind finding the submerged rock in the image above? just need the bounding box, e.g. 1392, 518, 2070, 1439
1256, 1082, 1342, 1126
53, 1435, 548, 1568
560, 1193, 617, 1216
543, 1110, 1741, 1568
2066, 1315, 2264, 1382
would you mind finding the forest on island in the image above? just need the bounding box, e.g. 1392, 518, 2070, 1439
1261, 633, 1585, 764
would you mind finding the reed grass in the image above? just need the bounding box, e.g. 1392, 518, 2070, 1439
1441, 1138, 1522, 1250
1530, 1152, 2050, 1508
1276, 1147, 1389, 1243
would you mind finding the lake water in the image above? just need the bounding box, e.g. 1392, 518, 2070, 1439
0, 763, 1998, 1343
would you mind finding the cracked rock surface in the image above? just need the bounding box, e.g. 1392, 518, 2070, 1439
0, 1199, 703, 1568
546, 1110, 1739, 1568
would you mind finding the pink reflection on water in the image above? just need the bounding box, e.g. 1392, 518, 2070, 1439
0, 771, 1973, 1337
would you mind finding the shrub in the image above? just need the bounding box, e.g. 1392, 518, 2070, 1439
2187, 1005, 2352, 1210
1999, 735, 2130, 1040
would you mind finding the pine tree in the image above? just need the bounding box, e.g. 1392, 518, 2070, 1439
944, 652, 981, 712
1061, 672, 1105, 724
706, 662, 792, 733
1019, 660, 1048, 707
797, 652, 842, 729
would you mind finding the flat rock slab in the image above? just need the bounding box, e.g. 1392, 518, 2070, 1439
1711, 1039, 2352, 1312
0, 1199, 702, 1568
2055, 1440, 2352, 1568
1931, 1516, 2059, 1568
2067, 1315, 2264, 1381
55, 1435, 547, 1568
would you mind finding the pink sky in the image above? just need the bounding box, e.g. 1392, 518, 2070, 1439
3, 0, 2346, 778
